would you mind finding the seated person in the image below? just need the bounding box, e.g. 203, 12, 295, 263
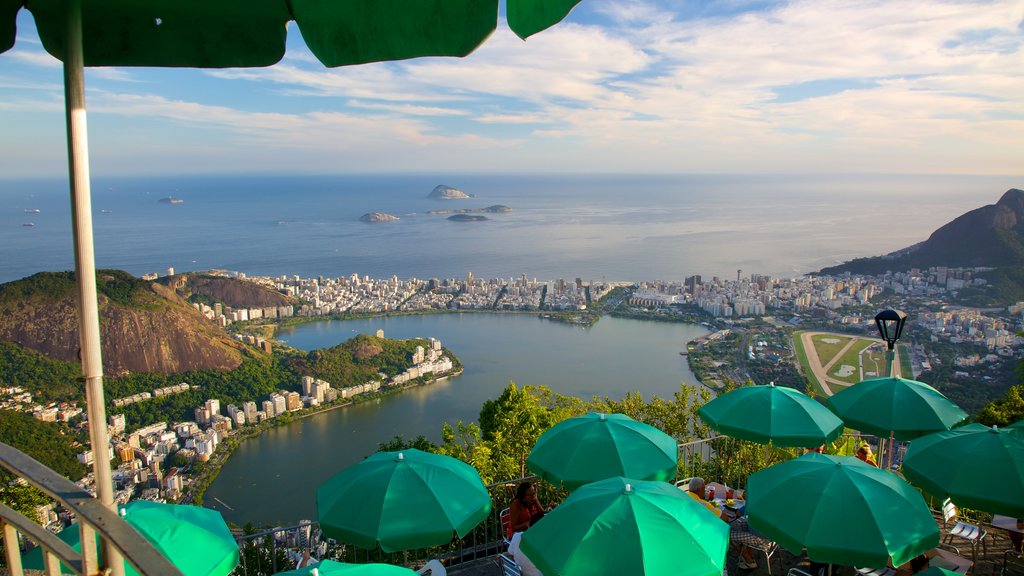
507, 481, 545, 538
688, 478, 761, 571
856, 444, 878, 467
686, 477, 723, 518
508, 531, 543, 576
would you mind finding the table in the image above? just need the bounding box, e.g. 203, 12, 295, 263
994, 515, 1024, 553
927, 548, 973, 574
992, 515, 1024, 534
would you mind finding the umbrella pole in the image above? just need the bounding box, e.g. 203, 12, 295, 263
63, 2, 124, 576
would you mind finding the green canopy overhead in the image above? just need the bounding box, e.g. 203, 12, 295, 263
697, 383, 844, 447
827, 376, 968, 441
23, 501, 238, 576
526, 412, 678, 491
902, 423, 1024, 517
4, 0, 581, 67
747, 453, 939, 568
317, 449, 492, 552
520, 477, 729, 576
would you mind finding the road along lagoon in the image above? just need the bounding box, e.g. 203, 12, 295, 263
204, 313, 708, 526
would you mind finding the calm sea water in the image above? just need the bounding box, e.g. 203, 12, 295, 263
0, 173, 1014, 284
203, 313, 708, 525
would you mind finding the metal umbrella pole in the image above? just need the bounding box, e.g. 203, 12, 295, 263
62, 1, 124, 575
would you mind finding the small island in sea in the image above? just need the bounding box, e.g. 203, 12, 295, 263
447, 214, 488, 222
428, 184, 472, 200
360, 212, 400, 223
428, 205, 511, 215
159, 196, 184, 204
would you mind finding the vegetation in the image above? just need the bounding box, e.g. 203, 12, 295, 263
0, 270, 150, 307
976, 383, 1024, 427
418, 381, 712, 485
0, 410, 86, 524
286, 334, 460, 388
0, 341, 83, 403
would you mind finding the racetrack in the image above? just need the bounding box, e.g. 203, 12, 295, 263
797, 331, 901, 397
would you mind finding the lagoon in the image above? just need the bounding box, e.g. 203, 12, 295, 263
203, 313, 708, 526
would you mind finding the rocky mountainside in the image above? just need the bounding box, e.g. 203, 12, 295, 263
0, 271, 247, 376
820, 188, 1024, 275
163, 273, 291, 309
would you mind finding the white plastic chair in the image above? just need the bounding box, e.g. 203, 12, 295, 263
499, 552, 524, 576
416, 559, 446, 576
941, 498, 988, 563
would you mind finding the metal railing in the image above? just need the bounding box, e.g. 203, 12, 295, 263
0, 441, 182, 576
3, 433, 920, 576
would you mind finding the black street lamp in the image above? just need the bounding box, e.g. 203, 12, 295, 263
874, 309, 907, 377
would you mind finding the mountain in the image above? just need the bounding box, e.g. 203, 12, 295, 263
0, 271, 247, 376
162, 273, 291, 309
820, 188, 1024, 275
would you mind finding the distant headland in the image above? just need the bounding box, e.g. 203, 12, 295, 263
429, 205, 511, 215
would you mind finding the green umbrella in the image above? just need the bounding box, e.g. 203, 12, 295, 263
23, 501, 238, 576
697, 383, 844, 447
317, 449, 491, 552
4, 0, 581, 66
1008, 419, 1023, 429
826, 376, 969, 440
917, 566, 960, 576
902, 423, 1024, 517
747, 453, 939, 568
526, 412, 678, 491
274, 559, 417, 576
520, 476, 729, 576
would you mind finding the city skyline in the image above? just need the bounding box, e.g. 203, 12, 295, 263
1, 0, 1021, 179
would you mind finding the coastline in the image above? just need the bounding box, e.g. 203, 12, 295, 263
184, 366, 464, 507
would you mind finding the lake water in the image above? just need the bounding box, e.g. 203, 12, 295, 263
202, 313, 708, 526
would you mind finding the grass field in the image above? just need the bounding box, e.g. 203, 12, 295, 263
829, 339, 884, 384
791, 331, 824, 397
811, 334, 852, 366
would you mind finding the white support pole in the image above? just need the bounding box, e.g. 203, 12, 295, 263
62, 2, 125, 575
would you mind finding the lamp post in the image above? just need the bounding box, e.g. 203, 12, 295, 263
874, 309, 907, 470
874, 309, 907, 377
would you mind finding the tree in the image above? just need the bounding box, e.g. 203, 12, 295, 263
977, 383, 1024, 427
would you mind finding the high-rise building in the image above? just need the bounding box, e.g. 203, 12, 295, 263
262, 400, 275, 418
205, 398, 220, 418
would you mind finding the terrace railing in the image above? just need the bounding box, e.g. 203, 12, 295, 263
3, 433, 922, 576
0, 440, 182, 576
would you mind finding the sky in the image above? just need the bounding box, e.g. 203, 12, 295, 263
1, 0, 1022, 178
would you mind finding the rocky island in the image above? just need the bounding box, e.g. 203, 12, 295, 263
447, 214, 488, 222
360, 212, 400, 223
428, 205, 511, 215
428, 185, 472, 200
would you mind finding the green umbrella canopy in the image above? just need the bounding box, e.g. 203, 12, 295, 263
317, 449, 491, 553
917, 566, 961, 576
827, 376, 969, 441
274, 560, 418, 576
1008, 419, 1024, 429
747, 453, 939, 568
23, 501, 238, 576
902, 423, 1024, 517
697, 383, 844, 447
526, 412, 678, 491
2, 0, 581, 67
520, 476, 729, 576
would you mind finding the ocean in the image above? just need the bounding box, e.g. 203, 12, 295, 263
0, 173, 1014, 284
